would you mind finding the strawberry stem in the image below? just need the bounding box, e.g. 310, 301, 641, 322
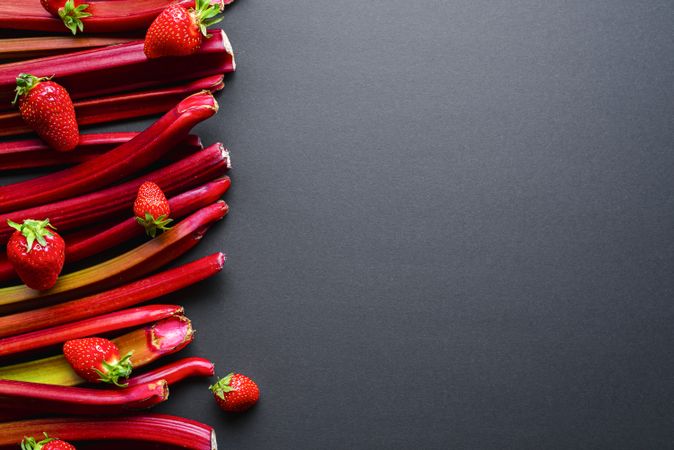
20, 433, 55, 450
209, 372, 235, 399
58, 0, 92, 35
192, 0, 224, 37
6, 219, 55, 252
12, 73, 51, 105
93, 351, 134, 387
136, 213, 173, 238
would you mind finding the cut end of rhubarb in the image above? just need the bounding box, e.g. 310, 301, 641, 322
147, 315, 194, 354
212, 430, 218, 450
219, 145, 232, 169
150, 379, 170, 401
177, 91, 218, 115
220, 30, 236, 72
215, 252, 226, 270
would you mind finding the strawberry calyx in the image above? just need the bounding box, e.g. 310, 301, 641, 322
12, 73, 52, 105
190, 0, 224, 38
20, 433, 56, 450
7, 218, 56, 253
209, 372, 236, 399
94, 351, 134, 387
58, 0, 91, 35
136, 212, 173, 238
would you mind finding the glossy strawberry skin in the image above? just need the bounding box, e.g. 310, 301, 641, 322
210, 373, 260, 413
63, 337, 132, 386
43, 440, 77, 450
134, 181, 170, 220
6, 226, 65, 291
18, 81, 79, 152
144, 4, 202, 58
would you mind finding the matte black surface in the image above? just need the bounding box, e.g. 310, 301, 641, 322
3, 1, 674, 448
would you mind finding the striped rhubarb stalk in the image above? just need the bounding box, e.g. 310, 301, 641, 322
0, 316, 194, 386
0, 253, 225, 338
0, 35, 138, 60
0, 132, 202, 170
0, 91, 218, 213
0, 415, 215, 450
0, 379, 168, 418
0, 304, 184, 358
0, 30, 234, 108
0, 75, 225, 138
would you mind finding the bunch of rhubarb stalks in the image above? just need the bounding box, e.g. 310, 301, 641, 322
0, 1, 258, 449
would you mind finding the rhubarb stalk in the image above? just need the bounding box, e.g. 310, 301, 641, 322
0, 144, 230, 244
0, 202, 228, 313
0, 178, 230, 282
127, 357, 215, 387
0, 415, 215, 450
0, 316, 194, 386
0, 31, 234, 108
0, 379, 168, 417
0, 91, 218, 213
0, 75, 225, 138
0, 35, 137, 60
0, 304, 183, 358
4, 0, 231, 33
0, 132, 202, 170
0, 253, 225, 338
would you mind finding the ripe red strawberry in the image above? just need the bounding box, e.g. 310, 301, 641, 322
21, 433, 76, 450
6, 219, 65, 291
209, 372, 260, 412
144, 0, 223, 59
12, 73, 79, 152
133, 181, 172, 238
63, 337, 133, 386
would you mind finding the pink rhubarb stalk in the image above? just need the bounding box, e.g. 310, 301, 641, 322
0, 304, 183, 359
0, 35, 137, 60
0, 75, 225, 138
0, 316, 194, 386
0, 202, 228, 314
0, 415, 215, 450
0, 379, 168, 417
127, 357, 215, 387
0, 253, 225, 338
0, 91, 218, 213
0, 144, 230, 245
0, 132, 202, 170
0, 31, 234, 108
0, 178, 230, 282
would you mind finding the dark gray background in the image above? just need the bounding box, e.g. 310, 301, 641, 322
5, 0, 674, 448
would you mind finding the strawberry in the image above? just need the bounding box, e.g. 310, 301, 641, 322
144, 0, 223, 59
21, 433, 76, 450
133, 181, 173, 238
6, 219, 65, 291
209, 372, 260, 412
63, 337, 133, 387
41, 0, 92, 34
12, 73, 79, 152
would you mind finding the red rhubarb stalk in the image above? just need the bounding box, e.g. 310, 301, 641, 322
0, 253, 225, 338
14, 0, 231, 33
0, 91, 218, 213
0, 379, 168, 417
0, 178, 229, 282
0, 144, 230, 245
0, 132, 202, 170
0, 304, 183, 358
0, 75, 225, 138
0, 316, 194, 386
0, 31, 234, 108
0, 35, 137, 60
0, 202, 228, 313
0, 415, 215, 450
127, 357, 215, 387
